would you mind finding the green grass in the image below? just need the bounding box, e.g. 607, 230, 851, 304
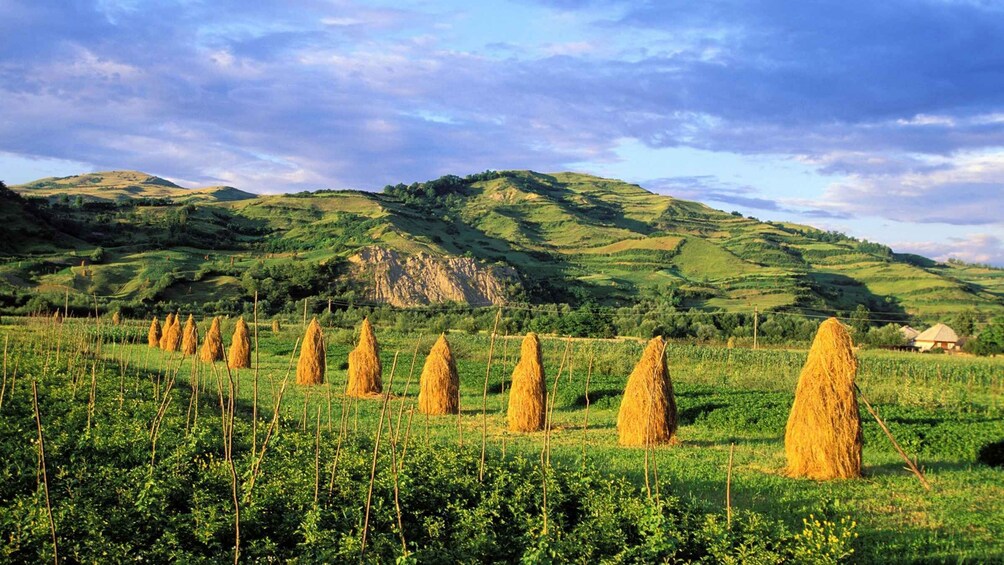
67, 316, 999, 563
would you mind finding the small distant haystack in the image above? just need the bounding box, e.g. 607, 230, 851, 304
784, 317, 862, 480
200, 317, 225, 362
53, 310, 63, 324
296, 317, 326, 385
159, 313, 175, 349
507, 333, 546, 433
112, 311, 122, 326
163, 312, 182, 352
617, 337, 677, 446
346, 318, 382, 397
181, 314, 199, 356
418, 334, 460, 415
272, 319, 282, 333
148, 317, 162, 347
228, 317, 252, 369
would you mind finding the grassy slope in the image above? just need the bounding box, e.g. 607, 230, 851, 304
5, 170, 1004, 320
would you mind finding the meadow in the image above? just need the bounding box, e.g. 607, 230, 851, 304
0, 313, 1001, 563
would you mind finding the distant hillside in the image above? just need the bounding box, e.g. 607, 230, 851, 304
3, 169, 1002, 321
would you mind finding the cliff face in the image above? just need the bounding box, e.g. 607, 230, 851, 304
348, 246, 516, 307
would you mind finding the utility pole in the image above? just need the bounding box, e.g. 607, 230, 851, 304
753, 305, 758, 350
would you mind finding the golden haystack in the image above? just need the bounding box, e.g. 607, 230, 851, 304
507, 332, 547, 432
272, 319, 282, 333
181, 314, 199, 356
112, 311, 122, 326
346, 318, 382, 397
159, 312, 175, 349
617, 336, 677, 446
148, 317, 162, 348
228, 317, 252, 369
784, 317, 862, 480
200, 317, 225, 362
296, 317, 326, 385
53, 310, 63, 323
418, 334, 460, 415
163, 312, 182, 352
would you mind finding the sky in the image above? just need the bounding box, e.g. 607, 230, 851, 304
1, 0, 1003, 265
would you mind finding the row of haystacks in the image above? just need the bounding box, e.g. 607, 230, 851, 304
144, 313, 863, 482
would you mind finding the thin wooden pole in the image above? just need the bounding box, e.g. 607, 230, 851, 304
856, 384, 932, 490
361, 352, 399, 559
726, 442, 735, 529
32, 380, 58, 565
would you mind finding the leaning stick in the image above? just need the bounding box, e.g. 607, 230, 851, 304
856, 384, 932, 491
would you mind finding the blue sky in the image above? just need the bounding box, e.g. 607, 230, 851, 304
1, 0, 1003, 265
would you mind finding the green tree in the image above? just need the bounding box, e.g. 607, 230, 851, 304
969, 317, 1004, 356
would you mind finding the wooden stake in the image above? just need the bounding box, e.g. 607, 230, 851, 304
361, 352, 399, 560
32, 380, 59, 565
856, 384, 932, 490
726, 442, 735, 529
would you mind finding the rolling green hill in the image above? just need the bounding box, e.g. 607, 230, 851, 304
2, 170, 1002, 322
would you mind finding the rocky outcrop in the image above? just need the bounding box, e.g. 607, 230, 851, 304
348, 246, 516, 307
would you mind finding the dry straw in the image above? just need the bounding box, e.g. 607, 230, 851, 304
507, 332, 546, 432
617, 336, 678, 446
418, 334, 459, 415
272, 319, 282, 333
181, 314, 199, 356
784, 317, 862, 480
228, 317, 252, 369
159, 313, 175, 349
148, 317, 162, 348
201, 317, 225, 362
297, 317, 326, 385
346, 318, 382, 397
112, 311, 122, 326
163, 312, 182, 352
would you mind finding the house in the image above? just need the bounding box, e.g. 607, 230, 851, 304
900, 325, 920, 342
913, 323, 959, 351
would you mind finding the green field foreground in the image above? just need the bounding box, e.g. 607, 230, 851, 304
1, 316, 1002, 563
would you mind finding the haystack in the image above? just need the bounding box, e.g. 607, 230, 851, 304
228, 317, 252, 369
163, 312, 182, 352
784, 317, 862, 480
272, 319, 282, 333
159, 312, 175, 349
112, 311, 122, 326
418, 334, 459, 415
507, 332, 546, 432
181, 314, 199, 356
296, 317, 326, 385
346, 318, 382, 397
148, 317, 161, 347
200, 317, 225, 362
617, 336, 677, 446
53, 310, 63, 323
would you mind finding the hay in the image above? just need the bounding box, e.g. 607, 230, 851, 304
200, 317, 225, 362
53, 310, 63, 323
507, 332, 547, 432
617, 336, 677, 446
181, 314, 199, 356
148, 317, 162, 348
784, 317, 862, 480
272, 319, 282, 333
296, 317, 326, 385
163, 312, 182, 352
418, 334, 459, 415
112, 311, 122, 326
227, 317, 252, 369
159, 313, 175, 349
346, 318, 382, 397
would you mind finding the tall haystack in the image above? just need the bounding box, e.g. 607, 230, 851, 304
181, 314, 199, 356
418, 334, 460, 415
346, 318, 382, 397
507, 332, 547, 432
228, 317, 252, 369
148, 317, 161, 347
159, 312, 175, 349
784, 317, 862, 480
53, 310, 63, 323
112, 311, 122, 326
617, 336, 677, 446
200, 317, 225, 362
297, 317, 326, 385
163, 312, 182, 352
272, 319, 282, 333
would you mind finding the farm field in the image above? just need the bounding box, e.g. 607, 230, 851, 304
1, 314, 1002, 563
